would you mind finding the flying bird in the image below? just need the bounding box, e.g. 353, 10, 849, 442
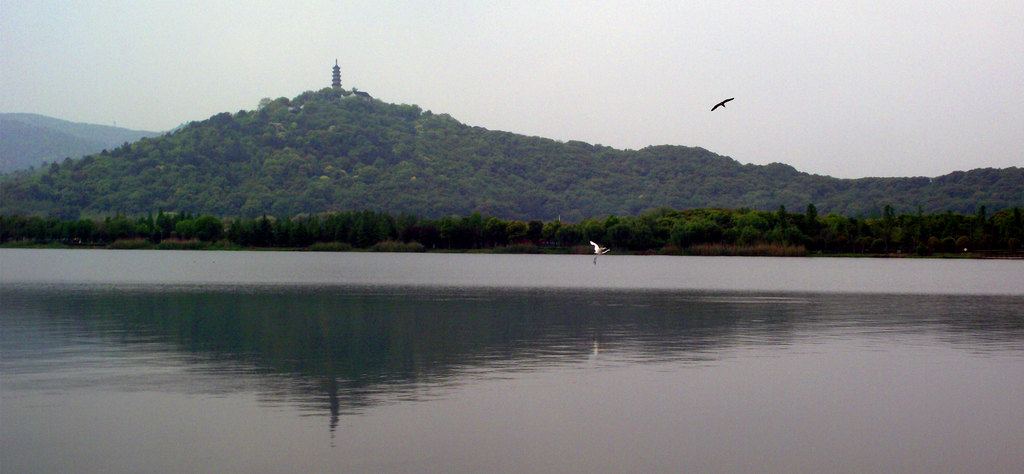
711, 97, 734, 111
590, 241, 610, 265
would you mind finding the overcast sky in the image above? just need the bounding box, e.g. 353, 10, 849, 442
3, 0, 1022, 178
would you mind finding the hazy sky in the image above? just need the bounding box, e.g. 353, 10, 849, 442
3, 1, 1022, 178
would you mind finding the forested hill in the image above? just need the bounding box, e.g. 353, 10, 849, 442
1, 88, 1021, 220
0, 113, 160, 173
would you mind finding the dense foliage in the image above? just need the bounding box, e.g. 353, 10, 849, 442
1, 89, 1021, 220
3, 205, 1021, 256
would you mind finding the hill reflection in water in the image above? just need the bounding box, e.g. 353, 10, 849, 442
5, 284, 1023, 433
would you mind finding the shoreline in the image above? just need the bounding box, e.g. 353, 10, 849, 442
3, 241, 1020, 260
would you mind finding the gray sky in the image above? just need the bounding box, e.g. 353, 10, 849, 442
3, 1, 1022, 178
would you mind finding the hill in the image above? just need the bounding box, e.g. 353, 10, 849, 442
1, 89, 1021, 220
0, 113, 159, 173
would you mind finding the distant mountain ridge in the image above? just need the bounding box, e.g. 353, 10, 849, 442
0, 113, 160, 173
0, 89, 1020, 220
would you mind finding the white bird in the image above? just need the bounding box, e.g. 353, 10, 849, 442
590, 241, 610, 264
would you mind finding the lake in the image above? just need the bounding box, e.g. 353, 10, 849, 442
2, 249, 1023, 473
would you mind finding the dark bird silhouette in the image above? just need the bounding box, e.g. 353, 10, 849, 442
711, 97, 734, 111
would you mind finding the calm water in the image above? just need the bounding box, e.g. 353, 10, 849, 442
2, 250, 1023, 473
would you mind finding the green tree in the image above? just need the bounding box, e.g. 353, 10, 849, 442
193, 215, 223, 241
526, 220, 544, 244
174, 219, 197, 239
506, 221, 528, 243
484, 217, 508, 246
669, 217, 722, 247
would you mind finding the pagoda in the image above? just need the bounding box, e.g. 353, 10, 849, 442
332, 60, 342, 89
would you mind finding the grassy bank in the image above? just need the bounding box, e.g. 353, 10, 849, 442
3, 239, 1020, 259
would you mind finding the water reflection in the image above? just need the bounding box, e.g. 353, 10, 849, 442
4, 284, 1023, 437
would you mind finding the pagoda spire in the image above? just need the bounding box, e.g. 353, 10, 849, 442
332, 59, 341, 89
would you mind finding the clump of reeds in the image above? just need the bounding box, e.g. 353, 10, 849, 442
206, 240, 242, 250
155, 239, 206, 250
1, 240, 67, 249
570, 244, 595, 255
108, 238, 154, 249
683, 243, 808, 257
307, 241, 353, 252
492, 243, 541, 254
370, 240, 425, 252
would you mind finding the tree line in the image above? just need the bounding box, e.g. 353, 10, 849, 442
2, 204, 1022, 256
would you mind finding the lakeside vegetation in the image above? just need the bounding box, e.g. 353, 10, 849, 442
3, 204, 1021, 257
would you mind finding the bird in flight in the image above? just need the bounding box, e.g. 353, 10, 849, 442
711, 97, 734, 111
590, 241, 610, 265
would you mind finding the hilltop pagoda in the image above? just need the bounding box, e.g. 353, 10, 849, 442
332, 60, 342, 89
